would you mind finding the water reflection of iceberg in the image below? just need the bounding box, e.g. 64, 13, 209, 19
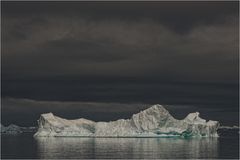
36, 137, 219, 159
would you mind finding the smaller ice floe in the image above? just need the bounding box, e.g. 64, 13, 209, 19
20, 126, 38, 133
1, 124, 23, 135
218, 125, 240, 130
1, 124, 37, 135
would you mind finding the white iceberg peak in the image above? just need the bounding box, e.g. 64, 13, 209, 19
184, 112, 206, 124
41, 112, 54, 118
34, 104, 220, 138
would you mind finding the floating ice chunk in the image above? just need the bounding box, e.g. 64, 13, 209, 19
1, 124, 23, 135
218, 125, 239, 129
1, 123, 37, 134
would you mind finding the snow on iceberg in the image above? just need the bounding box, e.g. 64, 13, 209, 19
34, 104, 220, 138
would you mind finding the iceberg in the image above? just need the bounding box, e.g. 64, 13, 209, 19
20, 126, 38, 133
34, 104, 219, 138
1, 124, 37, 135
1, 124, 23, 135
218, 125, 239, 130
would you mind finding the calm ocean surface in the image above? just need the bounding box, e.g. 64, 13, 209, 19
1, 129, 239, 159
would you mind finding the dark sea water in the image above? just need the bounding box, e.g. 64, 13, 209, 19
1, 129, 239, 159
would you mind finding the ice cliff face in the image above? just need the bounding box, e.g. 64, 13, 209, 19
34, 104, 219, 138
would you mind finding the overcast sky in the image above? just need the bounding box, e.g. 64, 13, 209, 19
1, 1, 239, 126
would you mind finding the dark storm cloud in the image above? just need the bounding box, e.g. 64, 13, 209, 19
2, 15, 238, 79
2, 1, 238, 32
1, 2, 239, 125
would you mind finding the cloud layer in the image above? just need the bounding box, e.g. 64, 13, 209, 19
2, 98, 238, 126
1, 2, 239, 125
2, 15, 238, 81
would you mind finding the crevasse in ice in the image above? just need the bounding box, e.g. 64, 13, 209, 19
34, 104, 219, 138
